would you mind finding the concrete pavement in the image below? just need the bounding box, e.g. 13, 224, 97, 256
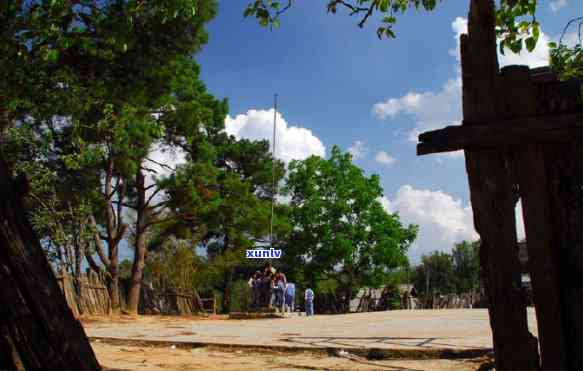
84, 308, 538, 356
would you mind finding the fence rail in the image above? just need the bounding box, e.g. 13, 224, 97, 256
56, 272, 214, 317
56, 272, 112, 316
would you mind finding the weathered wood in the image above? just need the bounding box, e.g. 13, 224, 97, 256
460, 1, 540, 370
0, 161, 100, 370
503, 65, 567, 371
57, 273, 112, 316
465, 151, 540, 370
544, 142, 583, 371
417, 112, 583, 155
515, 146, 567, 371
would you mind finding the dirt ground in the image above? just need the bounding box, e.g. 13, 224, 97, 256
92, 341, 493, 371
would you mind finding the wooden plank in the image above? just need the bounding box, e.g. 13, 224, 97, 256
515, 145, 567, 370
417, 112, 583, 155
544, 142, 583, 370
503, 65, 567, 371
459, 2, 540, 370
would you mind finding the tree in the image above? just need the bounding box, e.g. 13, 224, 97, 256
160, 135, 285, 312
414, 251, 455, 299
2, 125, 94, 292
412, 241, 481, 298
452, 240, 481, 293
0, 0, 219, 367
146, 237, 206, 293
284, 145, 417, 311
5, 4, 223, 314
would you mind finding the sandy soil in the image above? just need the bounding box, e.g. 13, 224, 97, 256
92, 341, 493, 371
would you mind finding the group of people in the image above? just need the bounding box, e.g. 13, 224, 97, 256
248, 262, 315, 316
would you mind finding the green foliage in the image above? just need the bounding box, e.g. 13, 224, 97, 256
413, 240, 481, 297
496, 0, 539, 54
244, 0, 583, 84
316, 278, 339, 294
284, 145, 418, 293
146, 237, 205, 292
452, 240, 481, 293
414, 251, 454, 297
383, 278, 403, 310
245, 0, 440, 39
385, 266, 412, 286
2, 124, 94, 272
228, 280, 253, 312
119, 259, 134, 280
548, 19, 583, 91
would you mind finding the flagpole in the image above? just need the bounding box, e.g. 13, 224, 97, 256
270, 94, 278, 248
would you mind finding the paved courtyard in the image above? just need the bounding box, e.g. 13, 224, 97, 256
84, 308, 538, 354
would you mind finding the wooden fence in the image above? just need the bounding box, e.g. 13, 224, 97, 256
139, 285, 214, 315
56, 272, 111, 316
56, 272, 215, 317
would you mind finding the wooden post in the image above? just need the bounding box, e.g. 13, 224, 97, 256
0, 162, 100, 370
544, 141, 583, 370
505, 66, 568, 371
461, 1, 539, 370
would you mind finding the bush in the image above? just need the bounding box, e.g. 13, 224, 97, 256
228, 279, 252, 312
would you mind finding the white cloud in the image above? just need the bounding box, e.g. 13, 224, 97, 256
378, 196, 392, 213
146, 144, 186, 178
374, 17, 556, 156
449, 17, 468, 65
449, 16, 552, 69
391, 185, 478, 261
383, 185, 525, 263
373, 92, 423, 119
143, 143, 187, 202
498, 34, 551, 69
373, 78, 462, 144
225, 109, 325, 164
550, 0, 568, 13
348, 140, 368, 160
375, 151, 397, 166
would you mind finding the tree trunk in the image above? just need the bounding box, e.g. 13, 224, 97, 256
223, 270, 231, 313
0, 160, 100, 370
107, 271, 121, 313
89, 215, 122, 312
127, 232, 146, 314
344, 281, 353, 313
127, 168, 147, 314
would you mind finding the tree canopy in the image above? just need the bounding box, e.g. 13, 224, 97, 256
284, 146, 418, 300
413, 240, 481, 297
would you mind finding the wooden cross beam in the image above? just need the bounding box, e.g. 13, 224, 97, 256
417, 112, 583, 155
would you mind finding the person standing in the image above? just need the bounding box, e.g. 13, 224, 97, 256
269, 274, 277, 309
284, 282, 295, 314
263, 262, 276, 276
249, 271, 262, 308
305, 287, 314, 316
276, 275, 286, 312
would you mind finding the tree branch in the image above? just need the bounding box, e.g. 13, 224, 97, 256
145, 186, 164, 207
328, 0, 376, 28
111, 200, 137, 210
148, 200, 167, 211
145, 156, 174, 172
88, 215, 111, 269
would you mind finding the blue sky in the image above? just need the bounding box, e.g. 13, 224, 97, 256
190, 0, 582, 262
